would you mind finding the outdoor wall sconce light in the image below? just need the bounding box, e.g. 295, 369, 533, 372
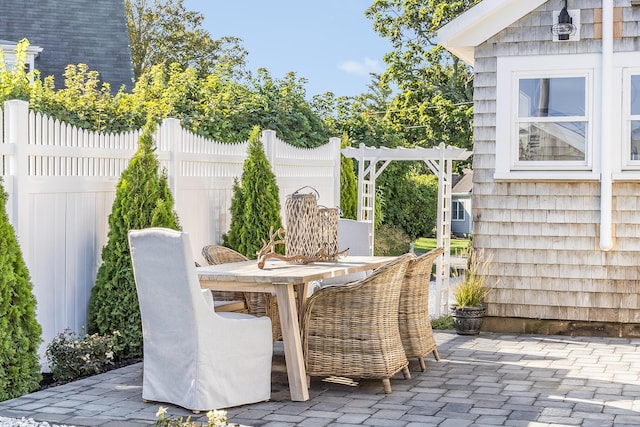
552, 0, 576, 41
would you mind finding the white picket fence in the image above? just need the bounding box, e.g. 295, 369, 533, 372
0, 100, 340, 366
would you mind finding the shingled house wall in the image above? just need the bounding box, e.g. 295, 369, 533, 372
0, 0, 133, 91
472, 0, 640, 334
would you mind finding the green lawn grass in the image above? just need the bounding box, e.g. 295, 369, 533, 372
414, 237, 470, 255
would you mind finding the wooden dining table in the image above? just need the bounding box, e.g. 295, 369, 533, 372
196, 255, 396, 402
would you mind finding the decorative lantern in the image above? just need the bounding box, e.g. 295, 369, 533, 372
285, 188, 319, 261
317, 206, 340, 261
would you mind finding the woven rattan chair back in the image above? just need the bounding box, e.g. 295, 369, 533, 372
201, 245, 282, 341
399, 247, 445, 371
302, 253, 414, 394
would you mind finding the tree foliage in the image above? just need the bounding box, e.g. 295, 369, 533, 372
2, 39, 332, 148
0, 39, 37, 103
0, 179, 42, 400
88, 120, 181, 359
365, 0, 478, 153
224, 126, 283, 259
125, 0, 248, 81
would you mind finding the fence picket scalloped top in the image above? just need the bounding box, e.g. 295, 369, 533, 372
172, 126, 249, 156
272, 136, 335, 160
29, 110, 142, 150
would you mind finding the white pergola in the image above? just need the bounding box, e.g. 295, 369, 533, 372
341, 142, 473, 316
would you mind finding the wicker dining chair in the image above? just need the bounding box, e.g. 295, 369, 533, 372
201, 245, 282, 341
399, 247, 445, 372
302, 253, 414, 394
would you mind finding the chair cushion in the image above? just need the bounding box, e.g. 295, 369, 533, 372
318, 270, 371, 288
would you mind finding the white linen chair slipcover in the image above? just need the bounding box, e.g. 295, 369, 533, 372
128, 228, 273, 411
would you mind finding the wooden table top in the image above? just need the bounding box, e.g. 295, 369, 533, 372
196, 256, 396, 284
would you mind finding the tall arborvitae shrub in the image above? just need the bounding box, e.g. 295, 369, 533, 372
225, 126, 282, 259
88, 121, 181, 359
0, 179, 42, 400
340, 133, 358, 220
222, 178, 244, 250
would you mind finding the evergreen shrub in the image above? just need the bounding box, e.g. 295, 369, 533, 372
88, 121, 181, 358
223, 126, 282, 258
0, 179, 43, 401
339, 133, 357, 220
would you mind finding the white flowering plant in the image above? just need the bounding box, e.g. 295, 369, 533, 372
154, 406, 229, 427
45, 328, 120, 382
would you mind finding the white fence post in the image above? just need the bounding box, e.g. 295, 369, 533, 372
4, 100, 29, 247
262, 129, 277, 166
330, 137, 341, 209
160, 118, 182, 195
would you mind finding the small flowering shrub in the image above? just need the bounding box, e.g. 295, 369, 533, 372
45, 328, 120, 382
154, 406, 229, 427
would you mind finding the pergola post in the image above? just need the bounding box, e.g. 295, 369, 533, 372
341, 143, 472, 316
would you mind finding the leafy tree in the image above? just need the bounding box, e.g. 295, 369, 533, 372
88, 120, 181, 359
32, 64, 144, 133
125, 0, 248, 80
248, 69, 331, 148
339, 133, 358, 220
365, 0, 478, 157
379, 164, 438, 240
225, 126, 283, 259
0, 38, 37, 102
0, 179, 42, 400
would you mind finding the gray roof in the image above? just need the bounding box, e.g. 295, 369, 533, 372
452, 170, 473, 195
0, 0, 134, 92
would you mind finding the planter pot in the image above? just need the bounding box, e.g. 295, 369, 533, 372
450, 304, 486, 335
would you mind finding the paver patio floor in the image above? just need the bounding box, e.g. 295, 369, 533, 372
1, 331, 639, 427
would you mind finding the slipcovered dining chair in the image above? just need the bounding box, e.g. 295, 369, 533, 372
399, 247, 445, 371
128, 228, 273, 411
302, 253, 414, 394
202, 245, 282, 341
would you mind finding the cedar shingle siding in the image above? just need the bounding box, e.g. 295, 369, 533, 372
0, 0, 134, 91
473, 1, 640, 326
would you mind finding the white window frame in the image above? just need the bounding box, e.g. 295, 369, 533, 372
452, 200, 465, 222
495, 55, 601, 181
623, 67, 640, 170
1, 42, 42, 82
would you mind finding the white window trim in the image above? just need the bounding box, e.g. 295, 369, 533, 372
452, 200, 465, 222
612, 52, 640, 180
622, 69, 640, 168
1, 43, 42, 83
495, 54, 601, 181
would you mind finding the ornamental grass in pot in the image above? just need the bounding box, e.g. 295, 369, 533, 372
451, 247, 491, 335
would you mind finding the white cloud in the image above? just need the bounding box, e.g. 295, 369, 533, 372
339, 57, 384, 76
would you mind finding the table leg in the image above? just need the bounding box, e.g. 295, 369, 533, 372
294, 282, 309, 326
275, 283, 310, 402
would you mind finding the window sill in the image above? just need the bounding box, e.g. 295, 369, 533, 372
493, 171, 600, 181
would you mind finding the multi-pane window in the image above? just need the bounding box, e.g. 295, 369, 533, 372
452, 200, 465, 221
517, 77, 587, 163
496, 55, 597, 178
629, 75, 640, 161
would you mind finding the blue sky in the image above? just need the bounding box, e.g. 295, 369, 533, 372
182, 0, 392, 98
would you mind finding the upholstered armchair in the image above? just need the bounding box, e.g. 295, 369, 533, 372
128, 228, 273, 411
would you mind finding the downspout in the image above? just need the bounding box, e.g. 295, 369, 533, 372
600, 0, 614, 251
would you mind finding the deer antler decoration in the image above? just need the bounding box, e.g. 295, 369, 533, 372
256, 226, 349, 269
